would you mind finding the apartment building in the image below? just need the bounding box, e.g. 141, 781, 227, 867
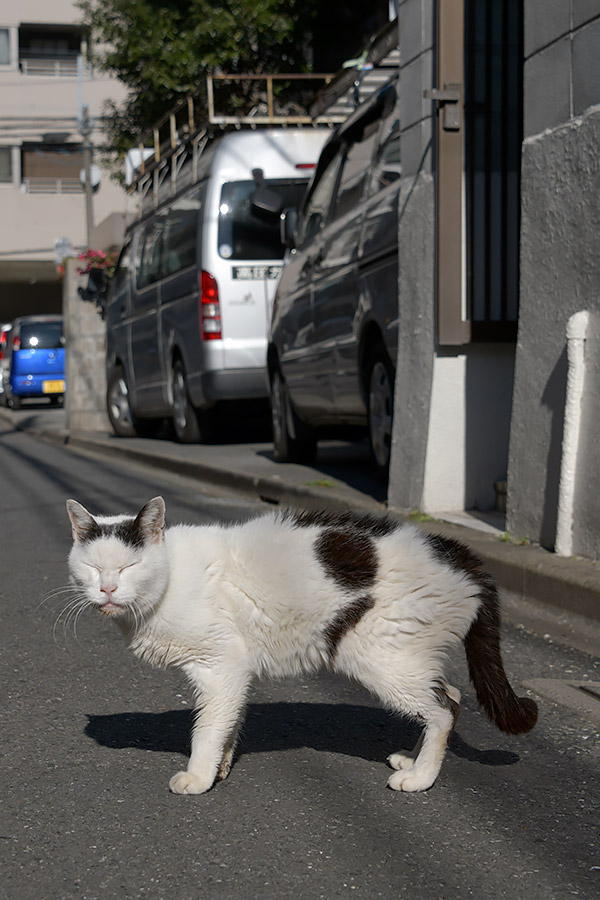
0, 0, 127, 322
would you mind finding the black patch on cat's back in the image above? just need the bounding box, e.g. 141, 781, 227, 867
423, 533, 489, 587
323, 595, 376, 659
315, 528, 378, 592
287, 507, 399, 538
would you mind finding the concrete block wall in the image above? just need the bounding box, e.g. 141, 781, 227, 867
523, 0, 600, 136
507, 1, 600, 557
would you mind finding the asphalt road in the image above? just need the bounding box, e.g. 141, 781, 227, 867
1, 423, 599, 900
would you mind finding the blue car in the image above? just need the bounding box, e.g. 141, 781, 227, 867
6, 315, 65, 409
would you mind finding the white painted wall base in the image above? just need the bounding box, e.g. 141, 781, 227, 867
421, 353, 467, 512
421, 344, 516, 514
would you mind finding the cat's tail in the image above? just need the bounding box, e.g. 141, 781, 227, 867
464, 574, 538, 735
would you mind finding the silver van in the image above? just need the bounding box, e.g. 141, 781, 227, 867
105, 128, 329, 441
268, 80, 400, 477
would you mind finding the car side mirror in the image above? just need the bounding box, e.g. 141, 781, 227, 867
280, 208, 298, 249
87, 267, 107, 294
77, 266, 108, 318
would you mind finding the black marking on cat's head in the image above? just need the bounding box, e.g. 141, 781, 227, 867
323, 595, 376, 659
315, 527, 378, 592
66, 496, 166, 546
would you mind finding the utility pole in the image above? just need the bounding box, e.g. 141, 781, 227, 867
80, 104, 94, 247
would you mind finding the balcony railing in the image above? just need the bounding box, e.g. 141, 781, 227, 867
23, 178, 82, 194
19, 51, 85, 77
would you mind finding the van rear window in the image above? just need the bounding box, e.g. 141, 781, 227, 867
19, 322, 63, 349
218, 180, 307, 260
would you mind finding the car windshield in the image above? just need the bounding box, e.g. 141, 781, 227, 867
19, 322, 63, 349
218, 179, 307, 260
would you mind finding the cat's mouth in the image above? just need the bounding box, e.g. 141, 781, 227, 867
99, 600, 124, 615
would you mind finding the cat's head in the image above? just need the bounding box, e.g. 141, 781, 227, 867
66, 496, 169, 620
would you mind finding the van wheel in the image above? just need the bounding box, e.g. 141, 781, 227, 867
172, 359, 209, 443
365, 344, 394, 479
107, 367, 137, 437
270, 369, 317, 464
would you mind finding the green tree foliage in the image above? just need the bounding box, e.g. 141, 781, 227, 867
77, 0, 317, 164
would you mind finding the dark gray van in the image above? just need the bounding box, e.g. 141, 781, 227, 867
105, 128, 329, 442
268, 79, 400, 476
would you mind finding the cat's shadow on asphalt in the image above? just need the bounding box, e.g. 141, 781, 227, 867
85, 702, 519, 768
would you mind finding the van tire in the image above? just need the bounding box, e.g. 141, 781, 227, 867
8, 396, 21, 411
365, 343, 394, 479
270, 368, 317, 464
107, 367, 137, 438
171, 358, 210, 444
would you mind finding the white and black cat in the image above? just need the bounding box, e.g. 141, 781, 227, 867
66, 496, 537, 795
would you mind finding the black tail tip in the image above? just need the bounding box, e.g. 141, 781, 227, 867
500, 696, 539, 735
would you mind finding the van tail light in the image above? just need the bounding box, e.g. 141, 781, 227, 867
12, 336, 21, 350
200, 270, 222, 340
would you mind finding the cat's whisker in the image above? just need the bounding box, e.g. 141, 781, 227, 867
66, 600, 92, 642
71, 601, 91, 642
53, 596, 89, 643
37, 585, 81, 611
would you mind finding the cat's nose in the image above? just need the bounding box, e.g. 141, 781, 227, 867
100, 582, 118, 597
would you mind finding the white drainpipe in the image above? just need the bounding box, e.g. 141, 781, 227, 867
555, 310, 589, 557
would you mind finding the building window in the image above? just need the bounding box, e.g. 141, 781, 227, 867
19, 24, 84, 76
21, 144, 85, 193
0, 28, 10, 65
0, 147, 12, 183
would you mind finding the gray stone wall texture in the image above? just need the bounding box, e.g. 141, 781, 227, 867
507, 2, 600, 557
63, 258, 111, 434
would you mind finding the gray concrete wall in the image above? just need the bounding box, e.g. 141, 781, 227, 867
507, 2, 600, 556
63, 258, 110, 433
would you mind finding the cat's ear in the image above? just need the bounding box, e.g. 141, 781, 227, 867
134, 496, 166, 544
66, 499, 98, 543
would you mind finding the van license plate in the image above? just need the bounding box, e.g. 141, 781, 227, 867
43, 380, 65, 394
232, 265, 282, 280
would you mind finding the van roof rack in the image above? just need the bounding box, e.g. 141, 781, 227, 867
127, 73, 344, 215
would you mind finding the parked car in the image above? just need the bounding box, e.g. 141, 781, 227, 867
0, 323, 12, 404
105, 127, 330, 442
267, 79, 400, 477
3, 315, 65, 409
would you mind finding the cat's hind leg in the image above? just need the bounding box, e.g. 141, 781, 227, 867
388, 684, 460, 773
387, 681, 460, 792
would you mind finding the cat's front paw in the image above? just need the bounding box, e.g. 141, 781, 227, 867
387, 769, 436, 792
387, 752, 414, 771
169, 770, 215, 795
